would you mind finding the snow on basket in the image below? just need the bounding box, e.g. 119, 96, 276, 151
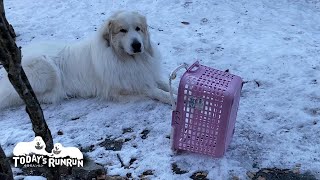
169, 61, 243, 157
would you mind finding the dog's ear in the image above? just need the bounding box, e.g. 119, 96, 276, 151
138, 14, 154, 57
103, 20, 114, 46
145, 31, 154, 57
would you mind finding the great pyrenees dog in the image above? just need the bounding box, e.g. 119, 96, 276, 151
0, 11, 172, 109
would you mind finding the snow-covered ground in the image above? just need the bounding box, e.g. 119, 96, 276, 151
1, 0, 320, 179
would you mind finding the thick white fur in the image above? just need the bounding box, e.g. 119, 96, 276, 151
0, 11, 171, 109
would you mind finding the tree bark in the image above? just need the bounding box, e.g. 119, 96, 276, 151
0, 146, 13, 180
0, 0, 59, 179
0, 0, 15, 39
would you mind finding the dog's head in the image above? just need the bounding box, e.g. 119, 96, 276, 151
33, 136, 46, 150
102, 11, 153, 57
52, 143, 63, 154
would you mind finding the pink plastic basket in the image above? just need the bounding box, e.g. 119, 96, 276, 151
169, 61, 242, 157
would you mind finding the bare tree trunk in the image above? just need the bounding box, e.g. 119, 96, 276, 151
0, 0, 15, 39
0, 0, 59, 179
0, 146, 13, 180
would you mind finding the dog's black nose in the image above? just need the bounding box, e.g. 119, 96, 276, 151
132, 40, 141, 53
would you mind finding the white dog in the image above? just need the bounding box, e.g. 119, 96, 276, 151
0, 11, 172, 109
50, 143, 83, 160
13, 136, 48, 156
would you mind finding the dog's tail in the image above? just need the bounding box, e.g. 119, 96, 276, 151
0, 71, 24, 109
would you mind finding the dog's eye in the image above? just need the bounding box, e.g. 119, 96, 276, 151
120, 29, 127, 33
135, 27, 141, 31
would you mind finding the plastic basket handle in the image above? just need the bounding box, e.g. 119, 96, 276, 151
187, 61, 200, 72
169, 63, 189, 110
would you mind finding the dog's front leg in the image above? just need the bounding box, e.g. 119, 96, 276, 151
157, 78, 180, 95
156, 79, 170, 92
144, 87, 173, 105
